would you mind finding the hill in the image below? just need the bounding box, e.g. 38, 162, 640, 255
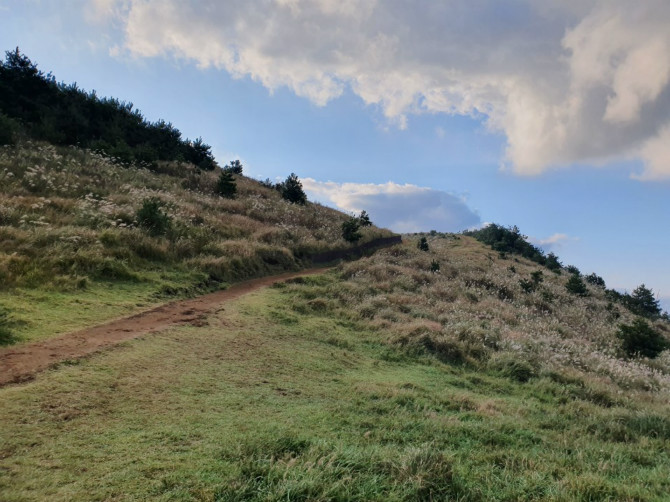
1, 236, 669, 500
0, 141, 392, 344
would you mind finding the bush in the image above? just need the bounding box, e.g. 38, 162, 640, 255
358, 210, 372, 227
136, 197, 171, 236
617, 318, 669, 359
566, 265, 581, 276
281, 173, 307, 204
430, 260, 440, 273
545, 252, 562, 273
216, 170, 237, 198
342, 217, 362, 243
566, 275, 588, 296
488, 353, 537, 382
417, 237, 429, 252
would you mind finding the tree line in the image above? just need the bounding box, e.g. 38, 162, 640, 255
0, 48, 216, 170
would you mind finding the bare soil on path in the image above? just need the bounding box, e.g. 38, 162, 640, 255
0, 267, 330, 387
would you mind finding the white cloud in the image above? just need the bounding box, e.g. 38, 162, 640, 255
97, 0, 670, 179
302, 179, 480, 233
530, 233, 578, 252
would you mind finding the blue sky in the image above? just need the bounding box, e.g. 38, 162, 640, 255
1, 0, 669, 309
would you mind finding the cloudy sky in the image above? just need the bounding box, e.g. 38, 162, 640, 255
2, 0, 669, 307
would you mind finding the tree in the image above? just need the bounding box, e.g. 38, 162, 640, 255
358, 210, 372, 227
216, 170, 237, 198
281, 173, 307, 204
627, 284, 662, 318
136, 197, 171, 236
565, 275, 588, 296
545, 253, 562, 273
617, 318, 669, 358
224, 159, 243, 174
585, 273, 606, 288
342, 217, 362, 243
418, 237, 429, 252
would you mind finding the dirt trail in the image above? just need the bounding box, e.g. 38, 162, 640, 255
0, 267, 330, 387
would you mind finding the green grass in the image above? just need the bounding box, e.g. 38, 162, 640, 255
0, 268, 222, 345
1, 274, 669, 501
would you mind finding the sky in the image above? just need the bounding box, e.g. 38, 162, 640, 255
1, 0, 669, 309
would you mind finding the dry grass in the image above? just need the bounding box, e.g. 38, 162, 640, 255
283, 235, 670, 396
0, 141, 392, 290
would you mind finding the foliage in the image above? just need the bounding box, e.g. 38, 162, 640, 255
585, 273, 606, 288
566, 265, 581, 276
136, 197, 171, 236
281, 173, 307, 205
626, 284, 662, 318
417, 237, 429, 252
216, 170, 237, 198
565, 274, 588, 296
341, 216, 362, 243
464, 224, 546, 264
224, 159, 243, 174
0, 112, 19, 145
530, 270, 544, 285
358, 210, 372, 227
430, 260, 440, 273
545, 252, 562, 273
0, 48, 216, 170
617, 318, 669, 359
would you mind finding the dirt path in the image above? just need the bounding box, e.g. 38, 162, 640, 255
0, 267, 330, 387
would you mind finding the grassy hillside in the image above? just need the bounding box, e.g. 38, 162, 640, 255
1, 238, 669, 500
0, 141, 391, 344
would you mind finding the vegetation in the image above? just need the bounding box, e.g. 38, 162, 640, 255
280, 173, 307, 205
565, 274, 588, 297
1, 240, 669, 500
417, 236, 429, 251
215, 169, 237, 198
0, 48, 216, 170
224, 159, 243, 174
0, 142, 392, 345
618, 318, 669, 359
626, 284, 662, 319
341, 216, 362, 243
0, 305, 16, 345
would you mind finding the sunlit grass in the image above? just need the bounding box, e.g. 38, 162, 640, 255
1, 281, 669, 500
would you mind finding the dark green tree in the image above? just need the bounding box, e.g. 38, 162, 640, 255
545, 253, 562, 273
617, 318, 669, 358
224, 159, 243, 174
216, 170, 237, 198
585, 273, 606, 288
358, 210, 372, 227
565, 275, 588, 296
627, 284, 662, 318
281, 173, 307, 205
342, 217, 362, 243
136, 197, 171, 236
418, 237, 429, 252
566, 265, 581, 276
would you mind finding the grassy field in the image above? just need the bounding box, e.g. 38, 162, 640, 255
0, 141, 392, 345
1, 267, 669, 500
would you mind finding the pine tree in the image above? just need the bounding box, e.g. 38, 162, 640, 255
216, 170, 237, 198
627, 284, 661, 318
281, 173, 307, 204
418, 237, 429, 252
342, 217, 362, 243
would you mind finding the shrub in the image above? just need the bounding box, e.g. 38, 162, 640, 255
281, 173, 307, 204
0, 112, 20, 145
531, 270, 544, 285
136, 197, 171, 236
566, 275, 588, 296
488, 353, 538, 382
617, 318, 669, 359
417, 237, 429, 252
342, 217, 362, 243
519, 278, 535, 294
430, 260, 440, 273
216, 170, 237, 198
